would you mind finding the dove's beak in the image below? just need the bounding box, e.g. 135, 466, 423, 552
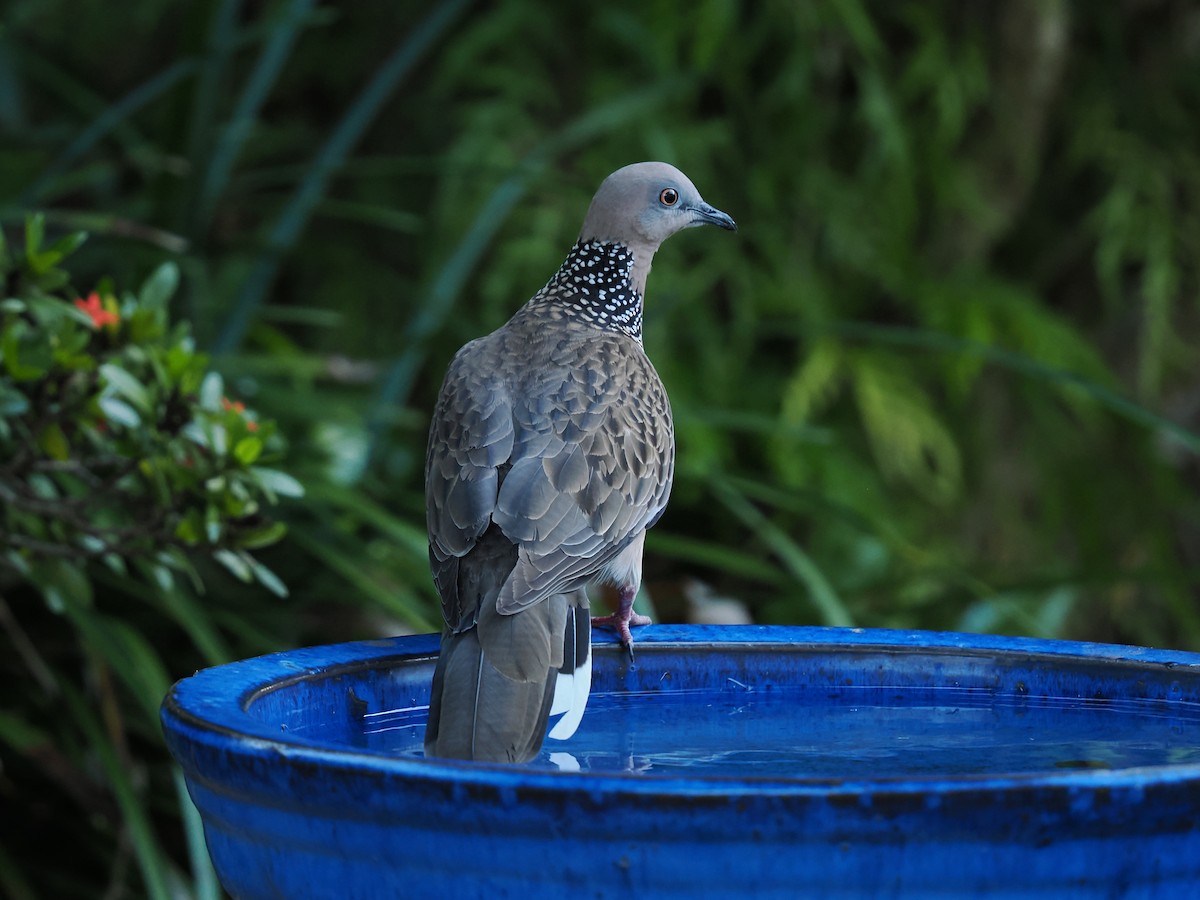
690, 202, 737, 232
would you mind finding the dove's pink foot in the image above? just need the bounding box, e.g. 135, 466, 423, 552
592, 585, 652, 652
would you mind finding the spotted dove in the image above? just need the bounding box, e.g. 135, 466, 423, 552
423, 162, 736, 763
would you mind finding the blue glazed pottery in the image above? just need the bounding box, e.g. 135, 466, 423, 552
161, 625, 1200, 899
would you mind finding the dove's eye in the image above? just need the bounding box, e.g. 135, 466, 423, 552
659, 188, 679, 207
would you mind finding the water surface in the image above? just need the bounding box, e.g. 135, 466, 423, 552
356, 684, 1200, 778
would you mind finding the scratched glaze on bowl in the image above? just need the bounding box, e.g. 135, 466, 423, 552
162, 626, 1200, 899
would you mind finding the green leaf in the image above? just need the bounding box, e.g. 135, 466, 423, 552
204, 502, 222, 544
127, 307, 167, 344
138, 456, 172, 506
160, 547, 206, 594
0, 383, 29, 416
138, 261, 179, 311
24, 214, 44, 258
99, 363, 152, 412
233, 435, 263, 464
100, 552, 128, 577
209, 421, 228, 458
181, 421, 209, 450
149, 562, 174, 592
852, 354, 961, 504
30, 558, 92, 613
28, 474, 57, 500
166, 342, 202, 381
44, 229, 88, 261
251, 466, 305, 498
4, 550, 31, 578
199, 371, 224, 410
213, 548, 253, 582
56, 325, 93, 360
241, 550, 288, 597
0, 711, 49, 753
33, 268, 69, 291
98, 395, 141, 428
234, 520, 287, 549
37, 422, 69, 461
780, 338, 844, 425
175, 509, 204, 545
60, 300, 99, 329
27, 230, 88, 276
2, 320, 52, 381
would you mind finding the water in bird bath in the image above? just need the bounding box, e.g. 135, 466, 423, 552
356, 684, 1200, 778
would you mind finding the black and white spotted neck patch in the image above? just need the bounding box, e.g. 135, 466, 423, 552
527, 240, 644, 340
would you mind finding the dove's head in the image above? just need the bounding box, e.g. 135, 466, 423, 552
579, 161, 735, 292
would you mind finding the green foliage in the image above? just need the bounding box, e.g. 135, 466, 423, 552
2, 1, 1200, 896
1, 215, 292, 600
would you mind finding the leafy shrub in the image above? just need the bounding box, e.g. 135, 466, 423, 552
0, 217, 300, 899
2, 215, 299, 602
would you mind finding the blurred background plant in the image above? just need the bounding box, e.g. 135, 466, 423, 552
2, 0, 1199, 896
0, 216, 299, 897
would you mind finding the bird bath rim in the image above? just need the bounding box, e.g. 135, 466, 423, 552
161, 624, 1200, 797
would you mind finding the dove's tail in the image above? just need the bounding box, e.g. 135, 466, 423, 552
425, 590, 590, 763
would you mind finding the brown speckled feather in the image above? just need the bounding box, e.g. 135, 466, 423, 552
427, 316, 674, 625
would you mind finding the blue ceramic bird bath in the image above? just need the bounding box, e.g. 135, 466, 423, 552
161, 625, 1200, 898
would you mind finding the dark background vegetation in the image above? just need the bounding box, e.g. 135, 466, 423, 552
2, 0, 1200, 896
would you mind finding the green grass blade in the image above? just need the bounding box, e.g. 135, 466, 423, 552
193, 0, 318, 230
313, 198, 423, 233
647, 531, 790, 586
21, 58, 200, 205
0, 842, 38, 900
0, 710, 50, 753
17, 12, 328, 207
184, 0, 244, 215
153, 580, 235, 666
61, 684, 172, 900
290, 528, 437, 631
6, 42, 150, 161
173, 767, 221, 900
303, 481, 429, 557
368, 172, 539, 422
676, 403, 834, 443
710, 477, 854, 627
60, 594, 172, 723
213, 0, 473, 353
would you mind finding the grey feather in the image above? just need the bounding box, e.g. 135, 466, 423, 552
425, 626, 557, 763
